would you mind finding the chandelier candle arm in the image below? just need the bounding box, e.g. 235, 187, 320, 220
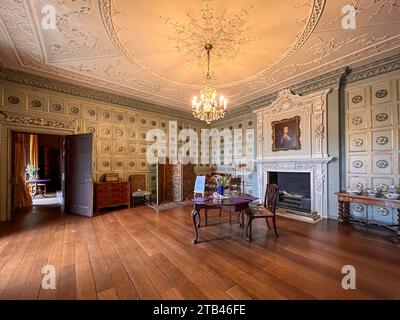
192, 43, 227, 124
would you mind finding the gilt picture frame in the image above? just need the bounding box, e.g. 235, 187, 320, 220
271, 116, 301, 152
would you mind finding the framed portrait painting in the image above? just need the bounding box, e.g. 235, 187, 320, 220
271, 116, 301, 151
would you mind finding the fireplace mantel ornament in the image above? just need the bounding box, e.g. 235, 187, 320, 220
254, 88, 332, 218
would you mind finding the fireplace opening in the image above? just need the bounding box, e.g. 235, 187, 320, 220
268, 172, 311, 213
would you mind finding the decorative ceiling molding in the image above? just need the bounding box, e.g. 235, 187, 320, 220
1, 0, 399, 110
224, 53, 400, 120
1, 53, 400, 123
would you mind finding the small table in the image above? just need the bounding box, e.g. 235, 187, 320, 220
191, 193, 258, 244
335, 192, 400, 236
131, 190, 152, 208
27, 179, 51, 198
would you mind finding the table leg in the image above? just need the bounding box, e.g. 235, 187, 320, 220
33, 182, 38, 199
338, 200, 345, 226
397, 209, 400, 236
344, 202, 350, 224
245, 211, 252, 242
192, 208, 200, 244
42, 184, 47, 198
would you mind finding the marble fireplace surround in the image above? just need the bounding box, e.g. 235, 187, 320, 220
254, 88, 333, 218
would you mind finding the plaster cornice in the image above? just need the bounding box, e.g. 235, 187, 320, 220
224, 53, 400, 120
1, 53, 400, 123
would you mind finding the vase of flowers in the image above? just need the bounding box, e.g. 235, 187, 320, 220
214, 175, 231, 196
25, 164, 39, 181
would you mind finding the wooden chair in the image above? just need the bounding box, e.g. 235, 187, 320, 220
229, 177, 242, 193
244, 184, 279, 241
205, 175, 215, 192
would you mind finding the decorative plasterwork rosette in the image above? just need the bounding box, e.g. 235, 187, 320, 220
378, 207, 390, 216
99, 0, 326, 86
353, 204, 364, 212
376, 160, 389, 169
375, 113, 388, 122
352, 138, 364, 147
376, 136, 389, 145
352, 160, 363, 168
351, 95, 363, 104
352, 117, 363, 125
375, 89, 388, 99
8, 96, 20, 104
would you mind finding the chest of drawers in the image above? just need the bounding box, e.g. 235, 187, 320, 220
94, 182, 130, 212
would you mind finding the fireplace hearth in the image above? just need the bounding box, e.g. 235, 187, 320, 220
268, 172, 311, 213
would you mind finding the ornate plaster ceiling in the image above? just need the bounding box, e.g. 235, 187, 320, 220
0, 0, 400, 111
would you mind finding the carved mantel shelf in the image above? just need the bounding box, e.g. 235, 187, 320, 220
255, 157, 334, 164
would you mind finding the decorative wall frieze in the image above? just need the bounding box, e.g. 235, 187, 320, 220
0, 109, 77, 130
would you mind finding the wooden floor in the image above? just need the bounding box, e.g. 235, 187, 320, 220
0, 203, 399, 300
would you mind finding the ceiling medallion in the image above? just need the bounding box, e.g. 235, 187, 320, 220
192, 44, 227, 124
160, 1, 255, 64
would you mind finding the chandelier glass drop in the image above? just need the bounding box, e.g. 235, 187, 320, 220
192, 44, 227, 124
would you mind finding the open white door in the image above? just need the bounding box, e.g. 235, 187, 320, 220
64, 133, 93, 217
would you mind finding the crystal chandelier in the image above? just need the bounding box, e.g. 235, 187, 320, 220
192, 44, 227, 124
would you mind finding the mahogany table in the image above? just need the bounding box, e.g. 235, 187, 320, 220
191, 193, 258, 244
335, 192, 400, 236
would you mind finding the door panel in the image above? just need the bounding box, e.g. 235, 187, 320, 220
65, 133, 93, 217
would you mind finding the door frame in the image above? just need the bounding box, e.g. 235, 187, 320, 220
0, 122, 76, 221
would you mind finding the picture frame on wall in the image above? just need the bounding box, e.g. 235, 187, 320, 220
271, 116, 301, 152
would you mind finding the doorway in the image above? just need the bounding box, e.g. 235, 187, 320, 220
10, 131, 94, 219
11, 132, 63, 211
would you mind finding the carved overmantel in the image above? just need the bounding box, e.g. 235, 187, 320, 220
253, 88, 333, 218
255, 88, 331, 160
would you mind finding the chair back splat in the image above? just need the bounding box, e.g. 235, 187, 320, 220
264, 183, 279, 214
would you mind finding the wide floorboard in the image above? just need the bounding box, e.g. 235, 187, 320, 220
0, 204, 399, 300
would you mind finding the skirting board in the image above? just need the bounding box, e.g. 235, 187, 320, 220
276, 209, 323, 224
